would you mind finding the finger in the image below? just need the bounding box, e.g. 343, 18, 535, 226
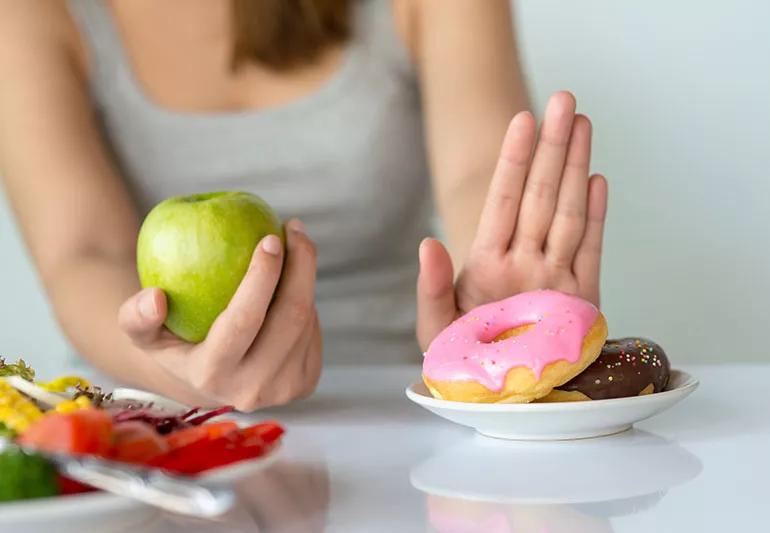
241, 220, 317, 376
234, 313, 316, 411
545, 114, 592, 267
573, 174, 608, 306
268, 312, 318, 405
300, 313, 323, 398
472, 111, 536, 252
513, 91, 577, 252
416, 238, 456, 351
118, 288, 168, 348
203, 232, 284, 363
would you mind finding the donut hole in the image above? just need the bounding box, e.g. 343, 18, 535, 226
492, 323, 535, 343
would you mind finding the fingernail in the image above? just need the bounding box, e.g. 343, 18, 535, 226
288, 219, 305, 234
139, 290, 157, 319
418, 238, 429, 260
512, 110, 532, 126
418, 238, 433, 272
261, 234, 282, 256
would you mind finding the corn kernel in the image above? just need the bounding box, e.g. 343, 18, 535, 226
55, 400, 78, 414
75, 396, 92, 408
0, 379, 43, 433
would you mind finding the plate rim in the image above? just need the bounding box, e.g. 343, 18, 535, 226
0, 390, 282, 518
405, 368, 698, 412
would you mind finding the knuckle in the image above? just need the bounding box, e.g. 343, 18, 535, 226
233, 395, 259, 413
540, 132, 569, 148
117, 300, 138, 332
304, 370, 321, 397
546, 252, 573, 270
189, 364, 221, 396
286, 298, 312, 324
490, 188, 519, 209
227, 310, 258, 339
272, 388, 297, 407
514, 232, 544, 253
582, 241, 603, 255
498, 152, 529, 170
555, 203, 586, 222
233, 380, 270, 412
525, 179, 559, 202
297, 235, 318, 263
246, 253, 278, 280
232, 388, 262, 412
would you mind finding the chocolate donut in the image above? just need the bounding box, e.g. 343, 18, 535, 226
540, 338, 670, 401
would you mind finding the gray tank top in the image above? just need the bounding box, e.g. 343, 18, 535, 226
67, 0, 431, 364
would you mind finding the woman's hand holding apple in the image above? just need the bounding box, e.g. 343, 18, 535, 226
118, 219, 322, 411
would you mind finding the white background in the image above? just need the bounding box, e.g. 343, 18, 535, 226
1, 0, 769, 376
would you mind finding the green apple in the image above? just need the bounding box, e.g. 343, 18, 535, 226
136, 191, 284, 343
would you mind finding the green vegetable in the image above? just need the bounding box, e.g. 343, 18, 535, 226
0, 357, 35, 381
0, 422, 16, 440
0, 448, 59, 502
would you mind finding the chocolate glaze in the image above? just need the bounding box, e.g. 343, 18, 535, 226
557, 338, 670, 400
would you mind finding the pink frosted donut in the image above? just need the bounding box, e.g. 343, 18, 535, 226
422, 290, 608, 403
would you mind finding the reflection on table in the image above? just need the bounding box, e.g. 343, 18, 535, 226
149, 457, 330, 533
411, 429, 702, 533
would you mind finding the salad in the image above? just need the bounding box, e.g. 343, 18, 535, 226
0, 357, 283, 503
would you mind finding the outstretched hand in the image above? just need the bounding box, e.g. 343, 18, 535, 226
417, 92, 608, 350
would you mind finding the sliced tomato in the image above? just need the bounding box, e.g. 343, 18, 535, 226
164, 421, 239, 451
18, 409, 113, 456
150, 435, 267, 475
241, 421, 284, 445
112, 421, 169, 464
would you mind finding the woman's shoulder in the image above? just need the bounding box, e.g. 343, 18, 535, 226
0, 0, 86, 76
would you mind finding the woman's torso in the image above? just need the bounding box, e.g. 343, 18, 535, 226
66, 0, 432, 363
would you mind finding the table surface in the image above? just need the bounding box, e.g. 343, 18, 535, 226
100, 364, 768, 531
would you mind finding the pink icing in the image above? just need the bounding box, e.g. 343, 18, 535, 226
423, 290, 599, 392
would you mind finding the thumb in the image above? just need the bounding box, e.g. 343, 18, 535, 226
118, 287, 168, 348
416, 238, 457, 351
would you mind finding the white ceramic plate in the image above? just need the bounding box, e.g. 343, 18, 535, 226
111, 387, 191, 412
406, 369, 698, 440
0, 390, 280, 531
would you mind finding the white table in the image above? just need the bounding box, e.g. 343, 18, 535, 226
128, 364, 766, 532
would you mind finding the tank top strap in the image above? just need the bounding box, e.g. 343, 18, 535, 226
354, 0, 416, 83
66, 0, 131, 96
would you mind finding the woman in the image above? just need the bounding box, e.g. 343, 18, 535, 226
0, 0, 607, 410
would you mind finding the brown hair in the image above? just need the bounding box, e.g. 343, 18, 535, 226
231, 0, 352, 70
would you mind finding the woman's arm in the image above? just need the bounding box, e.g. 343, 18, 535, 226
0, 1, 157, 383
406, 5, 609, 348
407, 0, 529, 267
0, 1, 321, 409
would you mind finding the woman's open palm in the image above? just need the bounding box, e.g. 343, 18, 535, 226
417, 92, 608, 350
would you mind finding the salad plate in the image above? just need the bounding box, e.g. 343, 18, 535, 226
0, 363, 283, 529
